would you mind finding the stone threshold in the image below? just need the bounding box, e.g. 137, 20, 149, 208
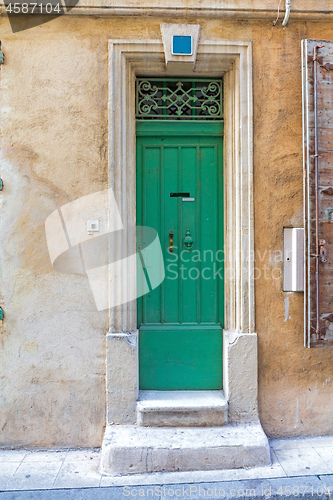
100, 423, 271, 475
137, 390, 228, 427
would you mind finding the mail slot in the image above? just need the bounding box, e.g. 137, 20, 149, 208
170, 192, 190, 198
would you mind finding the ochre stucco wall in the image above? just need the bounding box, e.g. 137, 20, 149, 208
0, 14, 332, 446
252, 21, 333, 438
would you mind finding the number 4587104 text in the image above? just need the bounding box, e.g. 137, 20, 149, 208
6, 3, 62, 13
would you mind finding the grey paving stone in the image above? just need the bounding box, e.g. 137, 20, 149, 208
318, 475, 333, 493
307, 437, 333, 448
0, 476, 331, 499
64, 450, 100, 462
274, 446, 332, 476
159, 475, 328, 499
253, 476, 331, 499
0, 464, 22, 490
22, 452, 67, 464
0, 487, 156, 499
4, 462, 62, 491
53, 460, 101, 488
314, 448, 333, 474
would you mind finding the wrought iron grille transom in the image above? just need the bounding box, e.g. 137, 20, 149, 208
136, 78, 223, 120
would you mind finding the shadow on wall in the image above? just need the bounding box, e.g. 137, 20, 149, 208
5, 0, 79, 33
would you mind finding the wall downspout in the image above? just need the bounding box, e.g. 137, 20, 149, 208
282, 0, 291, 28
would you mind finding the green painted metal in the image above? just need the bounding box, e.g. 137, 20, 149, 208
137, 120, 223, 390
136, 78, 223, 121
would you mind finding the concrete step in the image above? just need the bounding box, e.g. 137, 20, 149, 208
100, 423, 271, 474
137, 390, 228, 427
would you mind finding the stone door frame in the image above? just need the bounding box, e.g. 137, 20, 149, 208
106, 37, 259, 425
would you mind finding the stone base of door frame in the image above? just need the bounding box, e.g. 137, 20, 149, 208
100, 423, 271, 475
100, 331, 271, 474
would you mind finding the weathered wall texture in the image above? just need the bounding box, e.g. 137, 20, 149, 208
252, 21, 333, 438
0, 11, 332, 446
0, 17, 111, 447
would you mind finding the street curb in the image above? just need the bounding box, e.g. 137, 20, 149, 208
0, 474, 332, 499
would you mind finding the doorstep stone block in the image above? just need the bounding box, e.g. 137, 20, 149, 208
137, 390, 228, 427
100, 423, 271, 474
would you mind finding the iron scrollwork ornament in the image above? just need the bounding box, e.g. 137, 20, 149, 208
136, 78, 223, 120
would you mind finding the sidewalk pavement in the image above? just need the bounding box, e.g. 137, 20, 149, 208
0, 436, 332, 499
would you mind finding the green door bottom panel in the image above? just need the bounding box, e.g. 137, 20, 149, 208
139, 327, 223, 390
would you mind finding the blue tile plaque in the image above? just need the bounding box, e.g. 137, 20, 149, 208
172, 36, 192, 55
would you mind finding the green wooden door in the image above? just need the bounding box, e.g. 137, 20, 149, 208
137, 121, 223, 390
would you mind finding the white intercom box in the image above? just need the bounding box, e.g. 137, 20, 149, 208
283, 227, 304, 292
